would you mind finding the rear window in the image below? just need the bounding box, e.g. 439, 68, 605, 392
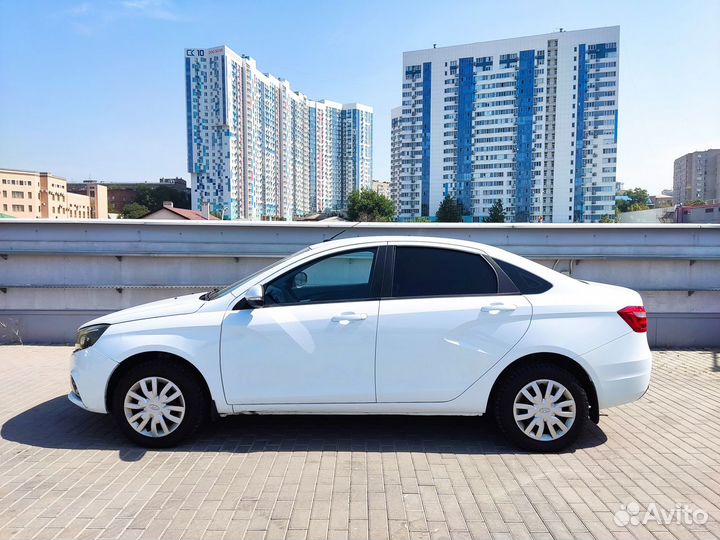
392, 247, 498, 298
494, 259, 552, 295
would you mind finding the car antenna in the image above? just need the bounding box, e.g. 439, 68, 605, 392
323, 221, 361, 242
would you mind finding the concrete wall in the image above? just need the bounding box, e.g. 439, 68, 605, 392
0, 220, 718, 347
618, 207, 675, 223
677, 204, 720, 224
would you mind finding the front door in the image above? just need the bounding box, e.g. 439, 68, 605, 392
375, 245, 532, 402
220, 247, 383, 404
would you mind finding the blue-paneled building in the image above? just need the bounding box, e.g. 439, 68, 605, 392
186, 46, 373, 220
391, 27, 619, 223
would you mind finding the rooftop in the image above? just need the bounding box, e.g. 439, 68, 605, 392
142, 202, 219, 220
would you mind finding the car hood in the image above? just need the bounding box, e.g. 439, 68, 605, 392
81, 293, 206, 327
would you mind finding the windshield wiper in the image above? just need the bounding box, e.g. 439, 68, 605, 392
201, 287, 220, 301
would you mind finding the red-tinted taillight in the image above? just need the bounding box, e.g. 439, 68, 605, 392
618, 306, 648, 333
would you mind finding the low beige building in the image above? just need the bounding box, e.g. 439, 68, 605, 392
0, 169, 108, 219
371, 180, 391, 199
67, 181, 109, 219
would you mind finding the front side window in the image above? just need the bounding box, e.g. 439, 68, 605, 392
265, 248, 378, 306
392, 247, 497, 298
204, 248, 311, 301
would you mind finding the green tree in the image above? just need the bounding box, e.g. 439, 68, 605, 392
484, 199, 506, 223
435, 196, 463, 222
346, 189, 395, 222
687, 199, 706, 206
119, 202, 150, 219
134, 185, 191, 212
617, 187, 650, 213
412, 216, 431, 223
599, 214, 616, 223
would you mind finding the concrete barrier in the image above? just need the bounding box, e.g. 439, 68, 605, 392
1, 220, 718, 346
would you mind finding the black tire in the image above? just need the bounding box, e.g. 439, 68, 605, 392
493, 363, 589, 452
111, 359, 208, 448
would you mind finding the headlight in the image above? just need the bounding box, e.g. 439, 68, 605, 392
74, 324, 110, 352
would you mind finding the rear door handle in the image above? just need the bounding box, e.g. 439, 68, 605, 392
331, 312, 368, 323
481, 303, 517, 313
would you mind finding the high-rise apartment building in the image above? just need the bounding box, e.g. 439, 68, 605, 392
391, 27, 619, 222
185, 46, 372, 220
673, 149, 720, 204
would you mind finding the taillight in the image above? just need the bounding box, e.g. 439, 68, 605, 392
618, 306, 648, 333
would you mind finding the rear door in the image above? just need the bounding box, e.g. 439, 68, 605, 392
375, 244, 532, 403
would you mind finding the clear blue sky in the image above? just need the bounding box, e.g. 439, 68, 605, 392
1, 0, 718, 195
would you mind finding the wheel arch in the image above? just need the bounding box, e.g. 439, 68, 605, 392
105, 351, 215, 417
487, 352, 600, 423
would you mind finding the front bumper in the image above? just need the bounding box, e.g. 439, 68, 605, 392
68, 390, 88, 410
69, 346, 119, 414
583, 331, 652, 410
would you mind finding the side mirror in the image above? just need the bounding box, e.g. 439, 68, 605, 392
244, 284, 264, 308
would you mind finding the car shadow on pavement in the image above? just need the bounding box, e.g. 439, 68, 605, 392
2, 396, 608, 462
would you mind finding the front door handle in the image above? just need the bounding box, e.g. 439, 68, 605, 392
331, 312, 368, 323
480, 303, 517, 314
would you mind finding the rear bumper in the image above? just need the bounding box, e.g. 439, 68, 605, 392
69, 347, 119, 414
583, 332, 652, 409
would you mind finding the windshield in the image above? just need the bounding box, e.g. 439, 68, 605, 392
203, 247, 310, 301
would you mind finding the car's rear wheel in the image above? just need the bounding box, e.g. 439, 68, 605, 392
494, 363, 589, 452
111, 360, 207, 448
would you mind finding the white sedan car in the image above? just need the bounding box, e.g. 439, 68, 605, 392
69, 236, 651, 452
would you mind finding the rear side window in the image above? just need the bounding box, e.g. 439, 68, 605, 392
392, 247, 498, 298
494, 259, 552, 294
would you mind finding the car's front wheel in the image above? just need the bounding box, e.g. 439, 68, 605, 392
111, 360, 207, 448
494, 363, 589, 452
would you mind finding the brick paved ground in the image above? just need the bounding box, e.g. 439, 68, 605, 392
0, 347, 718, 540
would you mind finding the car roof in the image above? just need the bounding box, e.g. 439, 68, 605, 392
307, 235, 570, 286
309, 235, 495, 253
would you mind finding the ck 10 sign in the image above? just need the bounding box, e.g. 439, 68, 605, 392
186, 48, 224, 57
